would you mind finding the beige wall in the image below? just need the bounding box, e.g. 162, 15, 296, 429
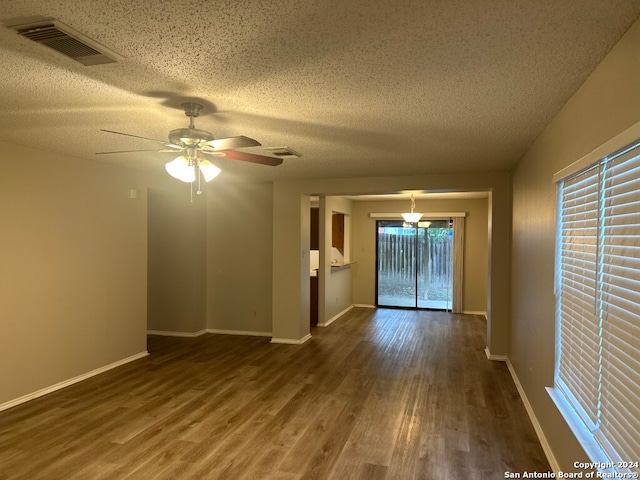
148, 182, 274, 336
510, 18, 640, 472
206, 183, 273, 334
0, 141, 171, 406
272, 172, 510, 354
147, 188, 207, 334
351, 197, 488, 312
320, 196, 353, 323
0, 140, 275, 406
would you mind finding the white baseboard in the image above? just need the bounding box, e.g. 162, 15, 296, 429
353, 304, 376, 308
463, 310, 487, 319
147, 329, 207, 337
317, 305, 354, 327
0, 351, 149, 413
207, 329, 272, 337
484, 347, 508, 361
148, 329, 273, 338
270, 333, 312, 345
506, 359, 560, 475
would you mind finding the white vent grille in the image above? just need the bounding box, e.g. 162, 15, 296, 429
9, 19, 121, 66
264, 146, 302, 157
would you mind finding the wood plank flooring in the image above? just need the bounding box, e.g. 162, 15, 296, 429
0, 308, 551, 479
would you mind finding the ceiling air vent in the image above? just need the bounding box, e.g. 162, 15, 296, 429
8, 18, 121, 66
264, 146, 302, 158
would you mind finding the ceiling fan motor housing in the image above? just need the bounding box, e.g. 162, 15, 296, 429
169, 127, 215, 146
167, 103, 216, 146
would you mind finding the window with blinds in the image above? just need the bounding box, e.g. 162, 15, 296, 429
555, 141, 640, 474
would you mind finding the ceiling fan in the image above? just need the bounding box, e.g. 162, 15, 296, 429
97, 102, 284, 192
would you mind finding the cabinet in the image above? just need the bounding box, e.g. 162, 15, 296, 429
310, 207, 319, 250
332, 213, 344, 250
310, 276, 318, 326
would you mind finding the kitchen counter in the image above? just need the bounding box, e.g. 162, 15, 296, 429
331, 261, 355, 271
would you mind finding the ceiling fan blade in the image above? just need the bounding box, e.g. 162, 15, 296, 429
96, 148, 182, 155
202, 136, 261, 150
199, 151, 227, 157
221, 150, 283, 166
100, 129, 169, 145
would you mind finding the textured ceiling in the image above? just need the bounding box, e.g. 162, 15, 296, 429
1, 0, 639, 184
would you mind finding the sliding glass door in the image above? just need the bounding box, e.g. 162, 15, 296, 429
376, 220, 453, 310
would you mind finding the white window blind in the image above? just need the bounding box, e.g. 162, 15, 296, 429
557, 165, 601, 430
556, 142, 640, 473
597, 149, 640, 464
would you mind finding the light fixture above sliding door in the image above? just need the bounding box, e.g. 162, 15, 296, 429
401, 194, 423, 223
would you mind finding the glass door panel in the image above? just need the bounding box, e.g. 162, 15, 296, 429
376, 222, 417, 307
417, 221, 453, 310
376, 220, 452, 310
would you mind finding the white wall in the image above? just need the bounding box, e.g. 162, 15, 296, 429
510, 18, 640, 472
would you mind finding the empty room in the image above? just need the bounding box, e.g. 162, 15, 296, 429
1, 1, 639, 479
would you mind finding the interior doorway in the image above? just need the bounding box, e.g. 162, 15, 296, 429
375, 219, 453, 310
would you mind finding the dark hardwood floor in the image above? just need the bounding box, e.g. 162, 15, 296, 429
0, 308, 551, 479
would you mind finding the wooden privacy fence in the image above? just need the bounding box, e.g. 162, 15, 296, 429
377, 228, 452, 299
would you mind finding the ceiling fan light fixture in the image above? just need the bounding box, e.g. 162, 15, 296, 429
198, 159, 221, 182
165, 156, 196, 183
97, 102, 288, 202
